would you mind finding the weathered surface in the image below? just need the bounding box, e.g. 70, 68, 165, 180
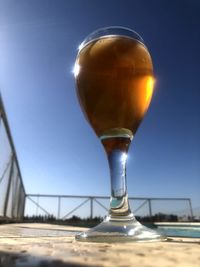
0, 223, 199, 267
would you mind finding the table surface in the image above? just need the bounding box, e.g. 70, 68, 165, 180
0, 223, 199, 267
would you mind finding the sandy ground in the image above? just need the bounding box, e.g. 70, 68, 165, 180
0, 223, 199, 267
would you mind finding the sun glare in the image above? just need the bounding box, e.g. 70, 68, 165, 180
73, 63, 80, 78
146, 76, 155, 102
78, 42, 84, 52
121, 153, 128, 164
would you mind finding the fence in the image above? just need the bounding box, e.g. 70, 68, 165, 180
0, 94, 26, 219
25, 194, 194, 221
0, 94, 196, 222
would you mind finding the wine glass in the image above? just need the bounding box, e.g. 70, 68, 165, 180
73, 26, 163, 242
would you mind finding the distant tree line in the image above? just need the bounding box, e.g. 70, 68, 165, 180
23, 214, 103, 227
23, 212, 199, 224
1, 213, 199, 225
23, 215, 104, 227
136, 213, 178, 222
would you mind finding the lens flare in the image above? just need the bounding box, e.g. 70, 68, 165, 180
73, 63, 80, 78
145, 76, 155, 102
121, 152, 128, 164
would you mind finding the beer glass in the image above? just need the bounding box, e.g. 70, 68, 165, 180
74, 26, 163, 242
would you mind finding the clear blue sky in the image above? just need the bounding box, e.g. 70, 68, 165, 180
0, 0, 199, 214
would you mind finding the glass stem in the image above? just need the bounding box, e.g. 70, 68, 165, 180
108, 148, 131, 217
101, 136, 133, 218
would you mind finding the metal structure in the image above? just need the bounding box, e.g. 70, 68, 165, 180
0, 93, 26, 219
0, 92, 195, 222
25, 194, 194, 221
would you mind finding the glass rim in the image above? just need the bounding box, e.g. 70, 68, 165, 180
78, 26, 145, 52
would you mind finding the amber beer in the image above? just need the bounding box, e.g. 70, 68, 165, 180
74, 36, 155, 140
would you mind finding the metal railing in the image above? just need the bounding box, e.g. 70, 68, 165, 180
0, 93, 26, 219
0, 93, 195, 222
25, 194, 194, 221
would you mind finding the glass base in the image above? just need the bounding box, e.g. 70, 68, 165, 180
75, 215, 166, 243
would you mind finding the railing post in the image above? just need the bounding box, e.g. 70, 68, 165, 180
90, 197, 93, 219
17, 188, 22, 219
148, 199, 152, 220
3, 155, 14, 217
12, 175, 19, 218
188, 199, 194, 221
21, 192, 26, 219
36, 195, 39, 216
57, 196, 61, 219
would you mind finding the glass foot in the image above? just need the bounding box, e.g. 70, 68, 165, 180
75, 215, 166, 243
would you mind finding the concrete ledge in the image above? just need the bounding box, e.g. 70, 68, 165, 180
0, 223, 199, 267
